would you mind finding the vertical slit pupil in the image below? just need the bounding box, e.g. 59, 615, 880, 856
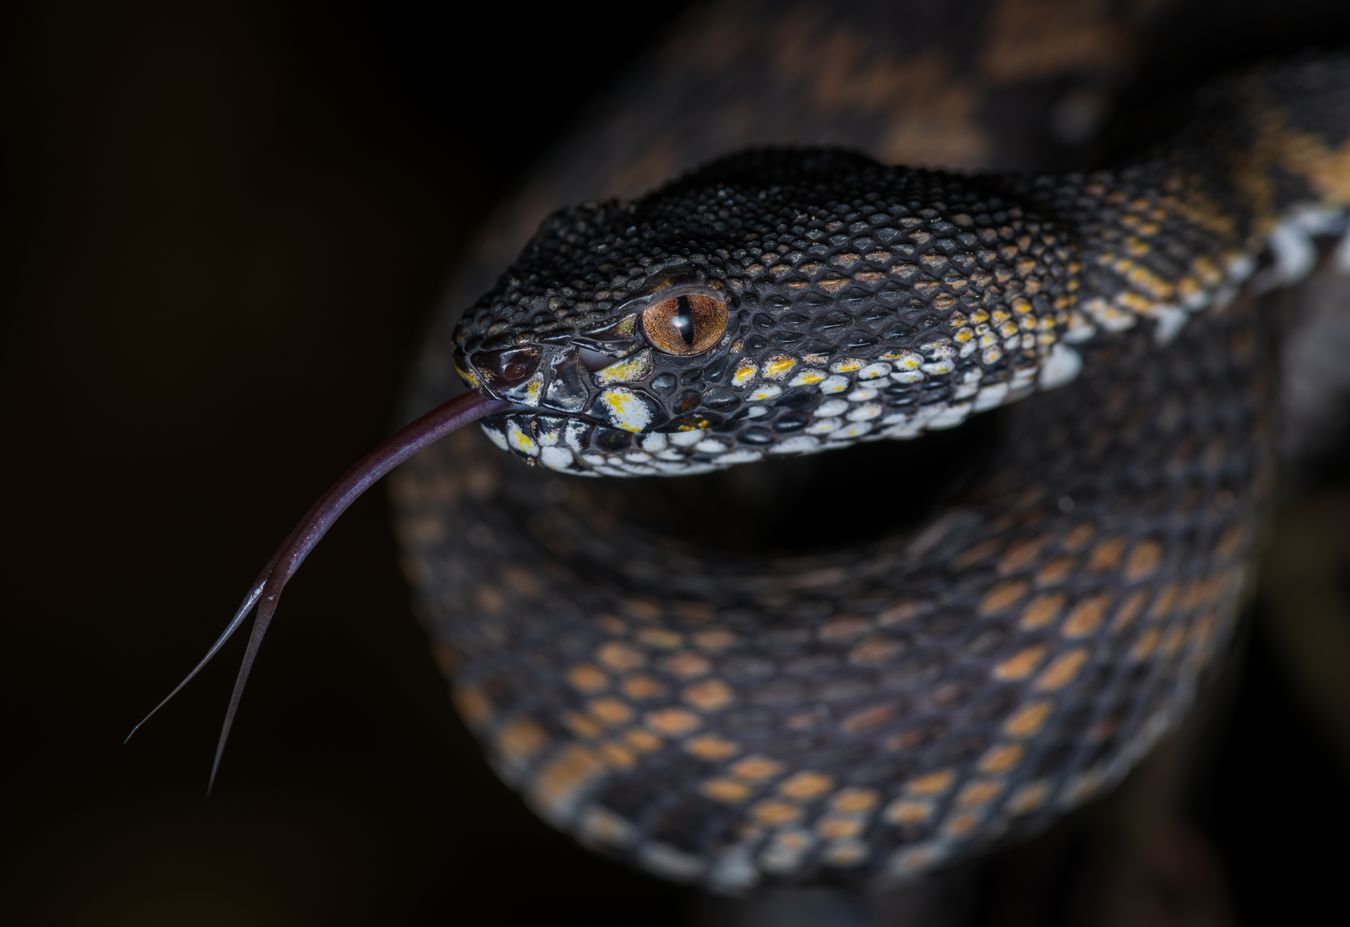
673, 295, 695, 346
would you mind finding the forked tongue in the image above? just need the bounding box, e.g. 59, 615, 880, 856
125, 391, 511, 792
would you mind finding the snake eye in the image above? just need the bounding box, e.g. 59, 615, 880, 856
642, 292, 728, 355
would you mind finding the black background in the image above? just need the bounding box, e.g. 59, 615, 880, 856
9, 2, 695, 923
8, 2, 1350, 924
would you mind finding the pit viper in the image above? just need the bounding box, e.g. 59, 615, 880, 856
149, 0, 1350, 898
393, 2, 1350, 891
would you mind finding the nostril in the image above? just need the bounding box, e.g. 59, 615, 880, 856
469, 347, 541, 387
500, 358, 535, 382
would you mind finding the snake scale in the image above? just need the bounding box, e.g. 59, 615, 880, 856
150, 0, 1350, 900
383, 2, 1350, 892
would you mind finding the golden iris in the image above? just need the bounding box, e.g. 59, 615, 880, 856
642, 292, 728, 355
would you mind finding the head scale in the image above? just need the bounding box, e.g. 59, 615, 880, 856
454, 148, 1075, 476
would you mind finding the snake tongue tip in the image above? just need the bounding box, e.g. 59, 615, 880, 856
123, 580, 269, 745
138, 389, 513, 784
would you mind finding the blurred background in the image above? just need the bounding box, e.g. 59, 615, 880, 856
7, 1, 1350, 924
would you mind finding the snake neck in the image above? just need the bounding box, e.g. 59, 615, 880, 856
1027, 55, 1350, 350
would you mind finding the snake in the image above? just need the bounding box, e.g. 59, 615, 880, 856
139, 0, 1350, 900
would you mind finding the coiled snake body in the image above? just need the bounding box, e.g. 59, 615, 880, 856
387, 1, 1350, 892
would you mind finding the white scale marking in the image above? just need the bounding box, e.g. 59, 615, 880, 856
540, 446, 574, 471
1256, 223, 1317, 292
1150, 303, 1187, 344
973, 381, 1010, 411
769, 435, 823, 455
669, 429, 705, 447
717, 449, 764, 465
1038, 343, 1082, 390
927, 403, 973, 429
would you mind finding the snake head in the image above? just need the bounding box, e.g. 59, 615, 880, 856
454, 148, 1081, 476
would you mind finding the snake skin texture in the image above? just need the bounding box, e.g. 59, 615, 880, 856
392, 1, 1350, 893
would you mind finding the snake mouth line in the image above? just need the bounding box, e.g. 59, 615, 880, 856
481, 405, 614, 431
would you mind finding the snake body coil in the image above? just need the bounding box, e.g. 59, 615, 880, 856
393, 10, 1350, 891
